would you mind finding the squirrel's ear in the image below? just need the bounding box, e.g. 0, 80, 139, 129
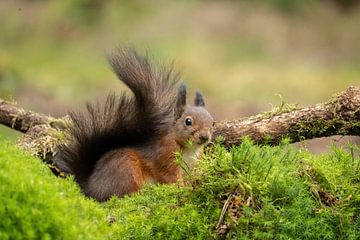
175, 84, 187, 119
194, 91, 205, 107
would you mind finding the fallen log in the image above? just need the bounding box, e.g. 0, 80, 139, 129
0, 86, 359, 158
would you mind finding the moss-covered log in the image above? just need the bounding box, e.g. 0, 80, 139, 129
213, 86, 360, 147
0, 86, 359, 153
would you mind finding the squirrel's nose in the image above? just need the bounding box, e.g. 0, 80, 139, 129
199, 134, 209, 143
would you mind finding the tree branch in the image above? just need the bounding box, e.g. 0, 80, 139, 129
0, 99, 51, 133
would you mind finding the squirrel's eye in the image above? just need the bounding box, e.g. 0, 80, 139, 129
185, 117, 193, 126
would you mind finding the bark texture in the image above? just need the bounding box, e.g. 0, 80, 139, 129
0, 99, 67, 133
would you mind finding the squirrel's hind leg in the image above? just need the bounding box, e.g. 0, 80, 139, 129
84, 149, 144, 201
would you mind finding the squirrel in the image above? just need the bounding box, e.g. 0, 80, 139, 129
54, 48, 214, 201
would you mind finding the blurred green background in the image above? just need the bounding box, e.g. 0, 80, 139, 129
0, 0, 359, 149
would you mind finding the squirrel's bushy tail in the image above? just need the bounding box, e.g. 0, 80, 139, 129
55, 48, 180, 187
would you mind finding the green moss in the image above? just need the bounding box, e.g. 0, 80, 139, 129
0, 137, 111, 240
0, 136, 359, 239
104, 185, 218, 239
290, 116, 360, 143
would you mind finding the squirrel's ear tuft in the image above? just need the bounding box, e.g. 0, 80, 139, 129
175, 84, 187, 119
194, 91, 205, 107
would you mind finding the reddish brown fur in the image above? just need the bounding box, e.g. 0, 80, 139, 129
85, 134, 182, 201
148, 134, 181, 183
85, 149, 144, 201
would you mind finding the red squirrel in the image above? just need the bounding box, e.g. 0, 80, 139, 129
55, 48, 214, 201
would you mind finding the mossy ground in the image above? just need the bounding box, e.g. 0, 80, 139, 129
0, 136, 359, 239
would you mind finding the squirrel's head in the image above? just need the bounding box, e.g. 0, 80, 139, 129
174, 84, 214, 148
